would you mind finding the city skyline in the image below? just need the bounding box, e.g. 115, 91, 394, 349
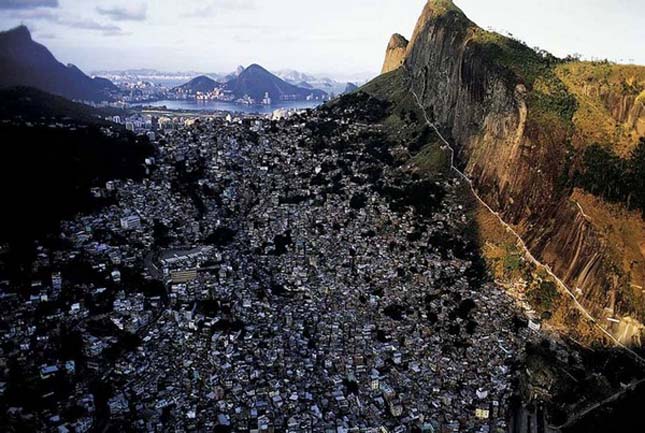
0, 0, 644, 78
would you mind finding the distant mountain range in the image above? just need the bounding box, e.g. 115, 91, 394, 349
95, 66, 365, 97
0, 24, 364, 104
174, 75, 220, 93
221, 65, 246, 83
224, 64, 326, 101
174, 64, 328, 102
0, 26, 117, 102
91, 69, 213, 88
173, 66, 367, 101
276, 70, 362, 96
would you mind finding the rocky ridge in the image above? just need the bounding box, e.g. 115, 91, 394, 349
381, 33, 409, 74
369, 0, 645, 345
0, 26, 117, 102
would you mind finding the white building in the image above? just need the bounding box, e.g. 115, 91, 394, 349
120, 215, 141, 230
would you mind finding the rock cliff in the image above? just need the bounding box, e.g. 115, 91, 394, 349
381, 33, 409, 74
370, 0, 645, 344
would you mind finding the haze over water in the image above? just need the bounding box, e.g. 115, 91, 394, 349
133, 99, 323, 114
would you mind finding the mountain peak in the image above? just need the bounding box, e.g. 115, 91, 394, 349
193, 74, 216, 81
174, 75, 218, 93
244, 64, 270, 74
388, 33, 409, 50
406, 0, 472, 58
382, 34, 409, 74
420, 0, 467, 23
0, 25, 116, 102
224, 63, 327, 101
0, 25, 32, 43
426, 0, 462, 15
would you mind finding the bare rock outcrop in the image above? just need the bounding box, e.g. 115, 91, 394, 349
376, 0, 645, 343
381, 33, 409, 74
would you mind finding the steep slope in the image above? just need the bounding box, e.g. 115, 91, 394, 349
174, 75, 219, 93
224, 64, 327, 101
0, 86, 120, 124
0, 87, 153, 257
381, 33, 409, 74
365, 0, 645, 343
0, 26, 117, 102
555, 62, 645, 156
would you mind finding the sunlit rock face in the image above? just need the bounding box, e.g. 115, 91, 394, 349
381, 33, 409, 74
375, 0, 645, 343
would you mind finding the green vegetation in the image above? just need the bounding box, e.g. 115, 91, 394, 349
503, 252, 522, 272
362, 69, 451, 177
361, 68, 414, 115
427, 0, 463, 16
528, 280, 560, 315
555, 61, 645, 156
528, 76, 577, 126
412, 142, 449, 176
470, 28, 557, 87
576, 138, 645, 216
469, 28, 577, 133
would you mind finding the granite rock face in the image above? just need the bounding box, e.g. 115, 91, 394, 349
381, 33, 409, 74
376, 0, 645, 343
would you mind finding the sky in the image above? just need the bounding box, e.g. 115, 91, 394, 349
1, 0, 644, 80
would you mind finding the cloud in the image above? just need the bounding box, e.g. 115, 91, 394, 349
97, 3, 147, 21
35, 31, 55, 39
180, 5, 214, 18
101, 28, 131, 37
232, 34, 252, 44
219, 0, 256, 11
0, 0, 58, 9
8, 8, 127, 36
60, 18, 121, 32
181, 0, 256, 18
5, 8, 56, 19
